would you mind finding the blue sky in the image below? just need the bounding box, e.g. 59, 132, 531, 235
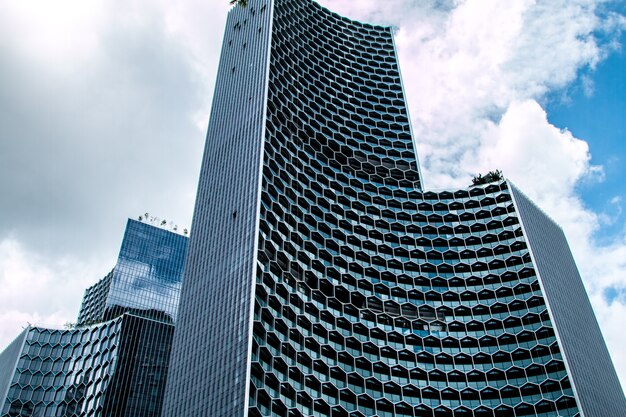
0, 0, 625, 395
546, 23, 626, 308
548, 28, 626, 241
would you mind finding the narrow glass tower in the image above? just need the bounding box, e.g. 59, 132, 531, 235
162, 0, 626, 416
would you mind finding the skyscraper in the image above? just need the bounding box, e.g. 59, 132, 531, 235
0, 219, 188, 417
163, 0, 626, 416
78, 218, 187, 326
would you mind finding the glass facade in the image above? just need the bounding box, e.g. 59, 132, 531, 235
0, 317, 174, 417
0, 219, 188, 417
0, 331, 27, 411
1, 319, 123, 417
77, 271, 113, 326
250, 179, 584, 417
164, 0, 626, 416
162, 0, 275, 415
78, 219, 188, 325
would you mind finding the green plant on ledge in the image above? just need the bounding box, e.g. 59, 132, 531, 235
471, 169, 503, 186
230, 0, 248, 7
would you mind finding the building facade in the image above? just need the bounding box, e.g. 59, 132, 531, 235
0, 219, 188, 417
161, 1, 625, 417
78, 219, 187, 326
163, 1, 626, 416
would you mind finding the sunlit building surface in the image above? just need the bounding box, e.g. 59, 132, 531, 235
162, 0, 626, 416
0, 219, 187, 417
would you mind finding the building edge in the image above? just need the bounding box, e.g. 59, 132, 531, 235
389, 27, 425, 191
243, 0, 277, 416
0, 329, 28, 408
161, 0, 275, 414
508, 181, 586, 416
509, 180, 626, 417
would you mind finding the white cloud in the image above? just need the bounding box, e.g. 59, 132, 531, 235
479, 100, 595, 200
593, 296, 626, 389
0, 238, 106, 348
0, 0, 224, 349
393, 1, 604, 186
601, 196, 624, 226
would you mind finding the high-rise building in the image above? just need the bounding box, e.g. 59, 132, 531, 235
0, 219, 188, 417
163, 1, 626, 416
78, 218, 187, 326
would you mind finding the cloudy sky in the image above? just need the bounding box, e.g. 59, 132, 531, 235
0, 0, 624, 392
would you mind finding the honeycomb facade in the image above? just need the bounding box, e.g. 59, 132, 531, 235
0, 316, 174, 417
0, 321, 122, 417
164, 0, 625, 416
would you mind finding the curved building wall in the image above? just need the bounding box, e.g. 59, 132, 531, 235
0, 321, 123, 417
252, 179, 579, 417
250, 1, 578, 416
1, 219, 187, 417
164, 0, 624, 416
0, 315, 174, 417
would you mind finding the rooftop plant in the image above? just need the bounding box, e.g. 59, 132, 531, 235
137, 212, 189, 236
471, 169, 503, 186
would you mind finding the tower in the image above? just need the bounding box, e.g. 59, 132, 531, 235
163, 0, 625, 416
0, 219, 188, 417
78, 219, 187, 325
